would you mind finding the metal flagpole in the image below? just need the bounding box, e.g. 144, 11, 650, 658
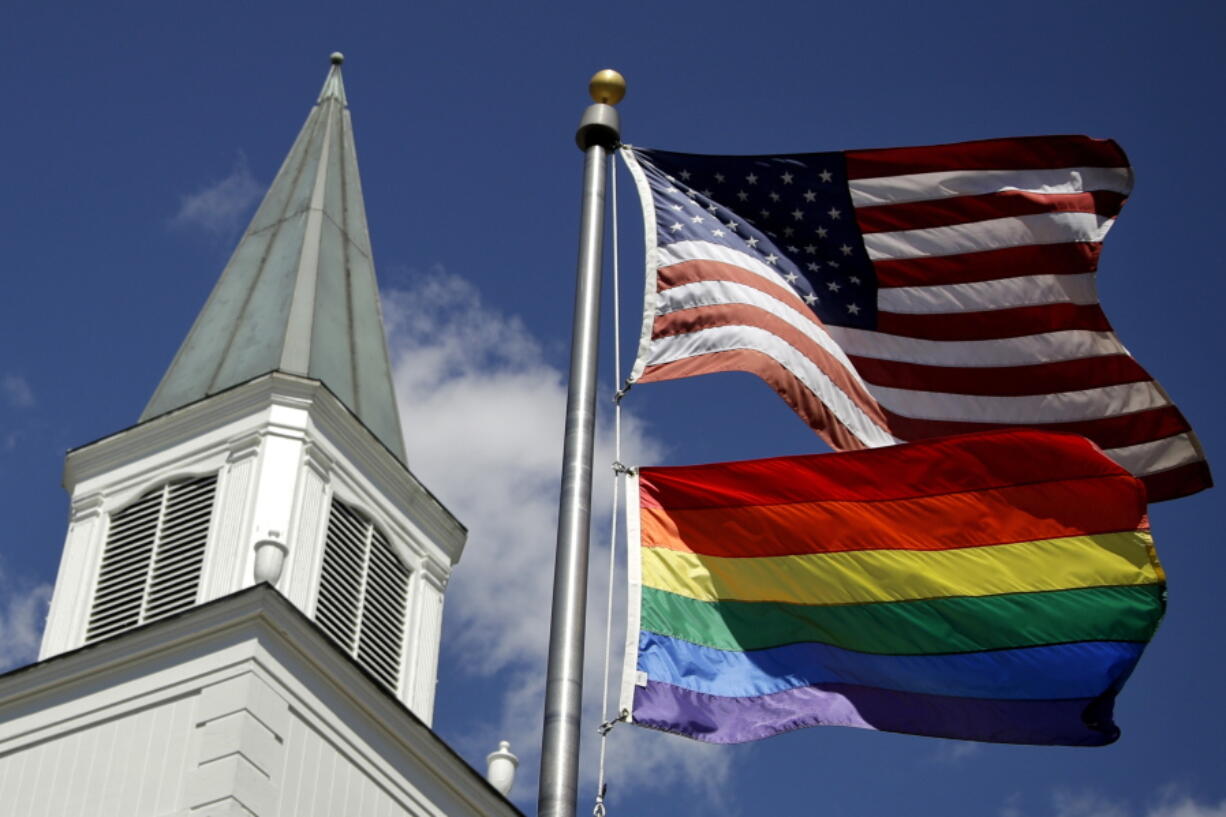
537, 69, 625, 817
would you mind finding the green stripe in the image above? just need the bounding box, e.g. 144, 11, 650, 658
640, 584, 1165, 655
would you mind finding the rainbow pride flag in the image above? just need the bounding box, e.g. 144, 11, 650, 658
619, 430, 1165, 745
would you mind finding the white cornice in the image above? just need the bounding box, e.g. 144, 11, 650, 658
63, 373, 466, 562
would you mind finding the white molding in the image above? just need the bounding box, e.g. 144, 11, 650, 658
63, 374, 465, 560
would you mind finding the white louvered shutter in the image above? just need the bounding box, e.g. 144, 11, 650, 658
87, 474, 217, 642
316, 499, 411, 691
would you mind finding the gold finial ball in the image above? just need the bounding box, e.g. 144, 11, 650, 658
330, 52, 345, 65
588, 69, 626, 105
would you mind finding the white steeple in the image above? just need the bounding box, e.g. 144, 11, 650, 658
38, 55, 463, 725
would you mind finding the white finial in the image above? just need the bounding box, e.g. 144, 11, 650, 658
485, 740, 518, 796
330, 52, 344, 65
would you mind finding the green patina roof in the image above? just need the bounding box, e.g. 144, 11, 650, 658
142, 56, 407, 463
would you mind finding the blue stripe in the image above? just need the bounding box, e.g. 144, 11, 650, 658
637, 630, 1144, 700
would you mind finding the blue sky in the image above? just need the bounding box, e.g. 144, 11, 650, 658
2, 2, 1225, 815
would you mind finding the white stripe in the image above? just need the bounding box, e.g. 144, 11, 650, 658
1104, 434, 1202, 478
655, 280, 863, 376
646, 325, 897, 447
620, 470, 643, 723
879, 273, 1099, 314
828, 326, 1130, 367
622, 146, 667, 384
864, 212, 1115, 261
867, 381, 1169, 424
848, 166, 1132, 207
656, 240, 789, 290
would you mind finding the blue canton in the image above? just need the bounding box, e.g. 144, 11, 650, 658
632, 147, 877, 329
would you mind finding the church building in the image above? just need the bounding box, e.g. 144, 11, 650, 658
0, 54, 522, 817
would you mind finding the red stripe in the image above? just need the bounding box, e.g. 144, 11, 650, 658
1140, 461, 1214, 503
880, 404, 1192, 452
649, 303, 888, 429
638, 428, 1134, 507
657, 258, 807, 313
876, 304, 1113, 341
855, 190, 1126, 234
874, 243, 1102, 287
848, 354, 1152, 396
639, 349, 872, 452
845, 135, 1129, 179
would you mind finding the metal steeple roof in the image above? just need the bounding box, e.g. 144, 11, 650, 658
142, 54, 408, 463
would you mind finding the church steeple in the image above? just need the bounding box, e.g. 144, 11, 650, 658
38, 56, 462, 725
142, 52, 406, 463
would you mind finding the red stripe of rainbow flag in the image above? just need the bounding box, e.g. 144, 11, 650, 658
620, 429, 1165, 745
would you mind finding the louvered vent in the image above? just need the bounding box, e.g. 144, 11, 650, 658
316, 499, 411, 691
87, 474, 217, 642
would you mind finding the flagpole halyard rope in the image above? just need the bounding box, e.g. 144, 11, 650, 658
593, 150, 623, 817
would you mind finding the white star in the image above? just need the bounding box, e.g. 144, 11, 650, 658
781, 172, 795, 184
804, 292, 818, 305
827, 281, 841, 292
791, 209, 804, 221
828, 260, 840, 268
764, 253, 778, 264
746, 236, 759, 248
686, 190, 698, 199
827, 207, 842, 220
706, 203, 718, 213
746, 173, 759, 184
840, 244, 853, 256
702, 189, 713, 198
783, 227, 795, 237
680, 169, 692, 180
669, 222, 683, 232
726, 220, 739, 230
670, 204, 683, 211
665, 174, 675, 182
691, 214, 704, 223
715, 172, 726, 183
787, 245, 800, 253
760, 209, 771, 219
847, 303, 861, 315
769, 191, 781, 202
819, 169, 833, 183
784, 271, 799, 283
849, 275, 861, 284
804, 244, 817, 254
665, 186, 679, 193
737, 190, 749, 202
807, 262, 820, 272
803, 190, 817, 202
816, 226, 829, 238
712, 229, 725, 238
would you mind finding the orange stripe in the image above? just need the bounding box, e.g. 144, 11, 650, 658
642, 476, 1147, 557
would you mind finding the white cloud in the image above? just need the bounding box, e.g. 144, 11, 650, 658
172, 153, 262, 237
929, 739, 982, 765
1148, 791, 1226, 817
1001, 787, 1226, 817
0, 563, 52, 671
385, 269, 731, 809
2, 374, 35, 408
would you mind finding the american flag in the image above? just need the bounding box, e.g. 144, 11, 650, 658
621, 137, 1210, 502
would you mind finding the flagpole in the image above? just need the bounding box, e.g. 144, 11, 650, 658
538, 70, 625, 817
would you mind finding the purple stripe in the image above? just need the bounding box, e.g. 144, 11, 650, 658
633, 680, 1119, 746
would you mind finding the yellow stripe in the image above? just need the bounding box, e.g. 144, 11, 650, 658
641, 532, 1159, 605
